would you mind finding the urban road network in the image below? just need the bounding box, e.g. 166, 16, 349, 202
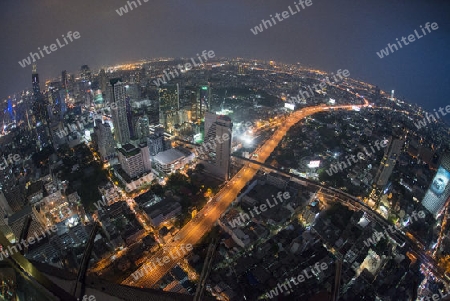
121, 96, 449, 289
121, 99, 370, 287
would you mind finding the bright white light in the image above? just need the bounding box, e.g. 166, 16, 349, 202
242, 135, 253, 144
307, 160, 320, 168
285, 103, 295, 110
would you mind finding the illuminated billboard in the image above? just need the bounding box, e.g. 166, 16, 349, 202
422, 165, 450, 217
430, 167, 450, 196
307, 160, 321, 168
285, 103, 295, 110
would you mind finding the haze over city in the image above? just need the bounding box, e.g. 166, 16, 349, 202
0, 1, 450, 301
1, 0, 449, 112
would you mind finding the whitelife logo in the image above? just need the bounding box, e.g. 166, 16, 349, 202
18, 31, 81, 68
196, 121, 252, 156
289, 69, 350, 104
265, 261, 328, 298
152, 50, 215, 87
131, 244, 193, 281
325, 139, 389, 176
376, 22, 439, 59
0, 226, 58, 260
77, 295, 96, 301
414, 105, 450, 129
250, 0, 313, 35
228, 192, 291, 228
116, 0, 149, 16
363, 210, 425, 247
54, 115, 94, 139
0, 154, 21, 171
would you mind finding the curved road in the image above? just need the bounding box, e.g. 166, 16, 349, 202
122, 101, 369, 288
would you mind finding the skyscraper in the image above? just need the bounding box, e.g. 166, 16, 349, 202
61, 70, 68, 90
99, 68, 108, 94
199, 112, 233, 180
135, 115, 150, 140
147, 126, 165, 157
125, 96, 134, 139
158, 84, 179, 132
110, 79, 130, 145
32, 64, 41, 99
422, 153, 450, 218
375, 138, 402, 188
31, 65, 51, 149
93, 119, 116, 161
80, 65, 92, 82
196, 84, 211, 120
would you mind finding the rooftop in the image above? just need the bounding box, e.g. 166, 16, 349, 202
153, 148, 187, 165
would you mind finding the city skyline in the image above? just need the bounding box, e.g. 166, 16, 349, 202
0, 1, 449, 113
0, 1, 449, 300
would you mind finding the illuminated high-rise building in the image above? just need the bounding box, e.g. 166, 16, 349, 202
110, 79, 130, 145
31, 65, 51, 149
199, 112, 233, 180
93, 119, 116, 161
32, 64, 41, 100
196, 84, 211, 120
61, 70, 68, 90
422, 153, 450, 218
375, 138, 402, 188
147, 126, 165, 157
80, 65, 92, 82
189, 84, 211, 122
158, 84, 179, 132
99, 68, 108, 94
135, 115, 150, 140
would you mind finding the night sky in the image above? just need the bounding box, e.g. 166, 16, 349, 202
1, 0, 449, 112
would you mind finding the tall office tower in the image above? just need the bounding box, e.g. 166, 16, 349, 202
93, 119, 116, 161
125, 97, 134, 139
390, 90, 395, 101
135, 115, 150, 140
93, 89, 104, 108
374, 138, 403, 188
204, 111, 216, 137
32, 64, 41, 100
117, 144, 150, 178
31, 65, 51, 149
80, 65, 92, 82
200, 112, 233, 180
147, 126, 165, 156
99, 68, 108, 94
139, 142, 152, 171
61, 70, 68, 90
47, 84, 63, 122
158, 84, 179, 132
110, 79, 130, 145
184, 87, 198, 122
187, 84, 211, 122
196, 84, 211, 120
422, 153, 450, 218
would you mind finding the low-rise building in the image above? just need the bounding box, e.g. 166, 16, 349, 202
153, 147, 194, 174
